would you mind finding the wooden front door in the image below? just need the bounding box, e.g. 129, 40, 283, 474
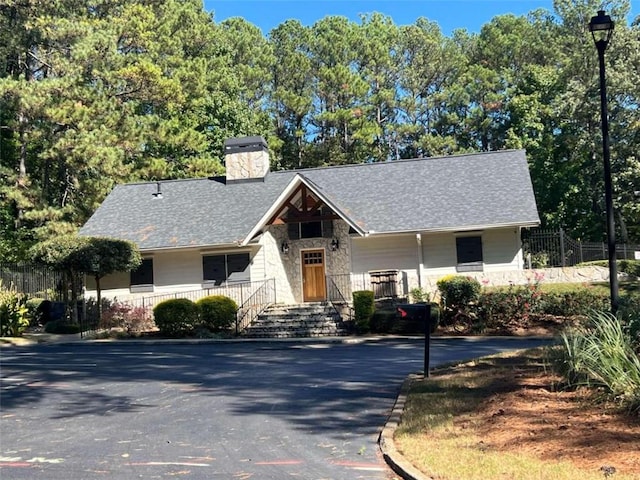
302, 250, 326, 302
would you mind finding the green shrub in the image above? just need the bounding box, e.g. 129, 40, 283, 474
555, 310, 640, 413
44, 320, 81, 334
409, 287, 430, 303
477, 282, 544, 329
543, 289, 609, 317
26, 298, 45, 326
0, 281, 30, 337
353, 290, 375, 333
619, 295, 640, 353
428, 303, 441, 332
620, 260, 640, 278
196, 295, 238, 332
370, 308, 396, 333
436, 275, 481, 324
153, 298, 199, 336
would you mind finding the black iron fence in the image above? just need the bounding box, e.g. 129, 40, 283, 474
0, 263, 65, 300
522, 228, 640, 268
79, 279, 276, 337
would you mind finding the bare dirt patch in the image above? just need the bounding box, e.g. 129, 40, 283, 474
471, 357, 640, 477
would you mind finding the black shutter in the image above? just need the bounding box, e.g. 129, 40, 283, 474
131, 258, 153, 285
203, 255, 226, 284
288, 220, 300, 240
320, 206, 332, 238
456, 236, 483, 272
226, 253, 251, 283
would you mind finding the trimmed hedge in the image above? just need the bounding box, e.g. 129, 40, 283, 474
353, 290, 375, 333
44, 320, 81, 334
542, 289, 609, 317
153, 298, 199, 336
196, 295, 238, 332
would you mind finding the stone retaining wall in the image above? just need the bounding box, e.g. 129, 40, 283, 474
420, 265, 611, 296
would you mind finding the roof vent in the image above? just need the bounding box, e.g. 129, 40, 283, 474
224, 136, 269, 183
152, 182, 163, 199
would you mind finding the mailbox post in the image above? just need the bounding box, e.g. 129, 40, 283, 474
396, 303, 432, 378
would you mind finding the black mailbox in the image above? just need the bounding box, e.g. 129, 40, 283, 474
396, 303, 430, 322
396, 303, 432, 378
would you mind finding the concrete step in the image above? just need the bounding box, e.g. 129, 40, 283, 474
244, 302, 349, 338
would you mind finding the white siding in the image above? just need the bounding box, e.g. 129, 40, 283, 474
420, 228, 521, 276
482, 228, 522, 271
422, 233, 456, 275
250, 241, 267, 281
86, 247, 262, 300
155, 250, 202, 290
350, 234, 419, 274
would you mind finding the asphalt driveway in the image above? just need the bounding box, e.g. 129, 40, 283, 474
0, 337, 550, 479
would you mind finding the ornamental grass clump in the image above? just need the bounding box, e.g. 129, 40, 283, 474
557, 310, 640, 413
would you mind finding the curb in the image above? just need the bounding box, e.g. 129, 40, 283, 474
0, 334, 424, 348
0, 333, 555, 348
378, 374, 433, 480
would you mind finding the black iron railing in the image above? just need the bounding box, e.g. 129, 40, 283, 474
326, 275, 354, 323
523, 228, 640, 268
235, 278, 276, 335
0, 263, 65, 300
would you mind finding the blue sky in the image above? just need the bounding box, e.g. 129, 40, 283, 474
202, 0, 632, 36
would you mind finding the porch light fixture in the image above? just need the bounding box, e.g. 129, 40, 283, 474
589, 9, 618, 314
280, 241, 289, 254
330, 238, 339, 251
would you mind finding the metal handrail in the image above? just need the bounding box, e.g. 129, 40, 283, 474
235, 278, 276, 335
326, 275, 354, 323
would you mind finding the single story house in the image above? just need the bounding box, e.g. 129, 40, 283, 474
80, 136, 540, 310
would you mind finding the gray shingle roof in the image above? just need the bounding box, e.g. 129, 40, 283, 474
80, 150, 539, 250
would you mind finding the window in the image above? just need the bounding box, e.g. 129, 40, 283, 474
287, 208, 334, 240
456, 236, 483, 272
130, 258, 154, 292
203, 253, 250, 285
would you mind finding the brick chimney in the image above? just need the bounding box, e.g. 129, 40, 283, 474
224, 136, 270, 183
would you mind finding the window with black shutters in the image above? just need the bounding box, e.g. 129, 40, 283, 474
286, 206, 334, 240
226, 253, 250, 283
300, 221, 322, 238
456, 236, 483, 272
203, 255, 226, 284
131, 258, 154, 286
203, 253, 250, 285
293, 220, 335, 239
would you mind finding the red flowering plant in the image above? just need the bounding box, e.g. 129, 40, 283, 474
477, 273, 545, 332
99, 300, 154, 334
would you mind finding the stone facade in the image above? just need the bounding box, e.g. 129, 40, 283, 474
261, 220, 351, 304
225, 149, 270, 181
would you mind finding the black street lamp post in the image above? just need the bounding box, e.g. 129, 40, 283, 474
589, 10, 618, 314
